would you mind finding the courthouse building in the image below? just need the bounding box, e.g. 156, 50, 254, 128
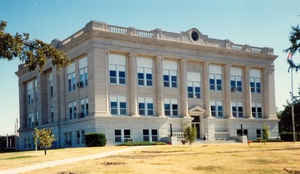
16, 21, 279, 149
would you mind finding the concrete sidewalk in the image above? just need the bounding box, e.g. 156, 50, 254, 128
0, 146, 148, 174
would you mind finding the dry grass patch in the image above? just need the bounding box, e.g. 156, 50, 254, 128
0, 146, 124, 170
20, 143, 300, 174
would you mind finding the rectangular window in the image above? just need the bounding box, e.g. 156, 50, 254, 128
163, 60, 178, 88
252, 103, 263, 119
187, 72, 201, 99
137, 57, 153, 87
109, 54, 126, 85
79, 57, 88, 88
152, 129, 158, 142
164, 98, 178, 117
211, 101, 223, 118
115, 129, 122, 143
209, 65, 222, 91
68, 102, 77, 120
232, 102, 244, 118
67, 63, 76, 92
250, 69, 261, 94
256, 129, 262, 138
27, 81, 34, 105
138, 97, 154, 116
110, 96, 128, 115
80, 98, 88, 117
50, 106, 54, 123
124, 129, 131, 142
81, 130, 85, 144
231, 67, 243, 92
143, 129, 150, 142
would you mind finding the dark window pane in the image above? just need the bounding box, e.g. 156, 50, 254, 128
146, 74, 152, 80
152, 129, 158, 135
115, 129, 121, 136
124, 129, 130, 136
138, 73, 144, 79
171, 76, 177, 88
143, 129, 149, 135
210, 79, 215, 90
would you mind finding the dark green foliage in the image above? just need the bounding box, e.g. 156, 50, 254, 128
183, 126, 196, 144
85, 133, 107, 147
279, 102, 300, 141
0, 20, 69, 71
262, 125, 270, 141
286, 25, 300, 55
118, 141, 166, 146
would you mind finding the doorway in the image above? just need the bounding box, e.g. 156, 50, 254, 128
191, 116, 201, 139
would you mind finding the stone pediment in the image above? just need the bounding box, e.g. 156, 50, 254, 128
189, 106, 205, 116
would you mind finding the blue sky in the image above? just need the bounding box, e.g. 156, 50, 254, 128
0, 0, 299, 134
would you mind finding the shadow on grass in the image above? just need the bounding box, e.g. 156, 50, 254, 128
0, 155, 34, 160
193, 165, 223, 171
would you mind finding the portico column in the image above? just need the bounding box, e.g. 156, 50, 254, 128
224, 64, 233, 119
156, 56, 165, 117
128, 53, 138, 116
244, 66, 253, 119
180, 59, 189, 117
203, 62, 212, 118
263, 65, 276, 119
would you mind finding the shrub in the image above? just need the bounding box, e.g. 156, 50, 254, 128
85, 133, 107, 147
118, 141, 166, 146
184, 126, 196, 144
263, 125, 270, 141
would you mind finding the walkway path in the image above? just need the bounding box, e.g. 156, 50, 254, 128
0, 146, 149, 174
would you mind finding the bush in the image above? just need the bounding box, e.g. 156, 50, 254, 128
184, 126, 196, 144
85, 133, 107, 147
263, 125, 270, 141
118, 141, 166, 146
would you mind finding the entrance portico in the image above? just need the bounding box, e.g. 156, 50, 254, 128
189, 106, 206, 140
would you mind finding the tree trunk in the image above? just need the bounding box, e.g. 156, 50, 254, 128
44, 147, 47, 156
35, 142, 37, 152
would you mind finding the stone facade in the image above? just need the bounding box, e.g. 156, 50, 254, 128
15, 21, 279, 150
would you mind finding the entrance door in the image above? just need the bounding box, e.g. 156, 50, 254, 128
192, 116, 201, 139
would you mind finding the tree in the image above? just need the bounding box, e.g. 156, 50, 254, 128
279, 101, 300, 141
33, 128, 40, 152
262, 125, 270, 142
0, 20, 69, 71
183, 126, 196, 144
37, 128, 55, 156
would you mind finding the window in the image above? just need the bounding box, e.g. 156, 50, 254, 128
231, 67, 242, 92
164, 98, 178, 117
80, 98, 89, 118
237, 129, 248, 136
50, 105, 54, 123
138, 97, 154, 116
187, 72, 201, 98
109, 54, 126, 85
137, 57, 153, 86
68, 102, 77, 120
152, 129, 158, 142
124, 129, 131, 142
232, 102, 244, 118
115, 129, 122, 143
27, 81, 34, 105
143, 129, 158, 142
209, 65, 222, 91
64, 131, 72, 146
27, 113, 34, 128
67, 63, 76, 92
163, 60, 178, 88
48, 72, 54, 97
256, 129, 262, 138
143, 129, 150, 142
211, 101, 223, 118
250, 69, 261, 93
110, 96, 128, 115
252, 103, 263, 119
79, 57, 88, 88
81, 130, 85, 144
